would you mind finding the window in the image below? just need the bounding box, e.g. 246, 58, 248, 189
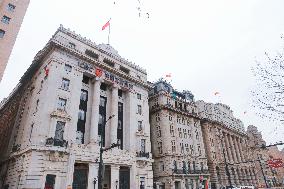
141, 139, 146, 152
100, 83, 107, 91
78, 109, 85, 121
139, 177, 145, 189
64, 64, 72, 72
180, 143, 184, 153
171, 140, 176, 153
80, 90, 88, 101
82, 75, 89, 84
1, 16, 11, 24
119, 66, 130, 74
197, 145, 201, 155
183, 129, 187, 138
137, 105, 142, 115
99, 97, 106, 107
57, 98, 67, 111
7, 4, 16, 12
178, 128, 182, 138
138, 121, 143, 131
190, 145, 194, 155
69, 42, 76, 48
158, 142, 163, 154
196, 130, 199, 140
156, 126, 161, 137
137, 93, 141, 100
61, 78, 70, 90
155, 113, 160, 122
169, 113, 173, 121
160, 162, 165, 171
118, 120, 122, 129
54, 121, 65, 141
170, 124, 175, 136
118, 89, 123, 97
185, 143, 189, 153
44, 174, 56, 189
0, 29, 5, 38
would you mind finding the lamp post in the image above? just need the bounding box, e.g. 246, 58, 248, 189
93, 178, 97, 189
98, 115, 117, 189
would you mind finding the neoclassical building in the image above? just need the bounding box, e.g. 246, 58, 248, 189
149, 80, 209, 189
0, 25, 153, 189
197, 101, 257, 189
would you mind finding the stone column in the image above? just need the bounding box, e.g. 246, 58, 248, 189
111, 165, 120, 189
65, 153, 75, 188
236, 138, 244, 162
88, 163, 99, 189
90, 78, 101, 144
228, 135, 237, 163
233, 137, 241, 163
130, 164, 137, 189
224, 134, 233, 163
110, 85, 118, 144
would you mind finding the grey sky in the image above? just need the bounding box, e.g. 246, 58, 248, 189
1, 0, 284, 147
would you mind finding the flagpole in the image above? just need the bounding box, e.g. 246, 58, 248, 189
108, 22, 110, 44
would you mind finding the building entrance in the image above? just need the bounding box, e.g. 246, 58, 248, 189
72, 163, 89, 189
119, 167, 130, 189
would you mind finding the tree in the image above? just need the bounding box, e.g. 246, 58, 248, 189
251, 43, 284, 123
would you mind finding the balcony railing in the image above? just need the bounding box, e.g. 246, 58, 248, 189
136, 151, 150, 158
173, 169, 209, 174
46, 137, 68, 148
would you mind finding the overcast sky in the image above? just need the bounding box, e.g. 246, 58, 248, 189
1, 0, 284, 148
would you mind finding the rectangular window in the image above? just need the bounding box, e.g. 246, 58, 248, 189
82, 75, 89, 84
0, 29, 5, 38
137, 93, 141, 100
78, 109, 85, 121
181, 143, 184, 153
160, 162, 165, 171
44, 174, 56, 189
178, 128, 182, 138
137, 105, 142, 115
80, 90, 88, 101
156, 126, 161, 137
57, 98, 67, 111
1, 15, 11, 24
140, 177, 145, 189
170, 124, 175, 136
54, 121, 65, 141
138, 121, 143, 131
141, 139, 146, 152
7, 4, 16, 12
118, 89, 123, 97
69, 42, 76, 48
64, 64, 72, 72
158, 142, 163, 154
171, 140, 176, 153
61, 78, 70, 91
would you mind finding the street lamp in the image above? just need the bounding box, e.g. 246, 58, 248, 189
98, 114, 118, 189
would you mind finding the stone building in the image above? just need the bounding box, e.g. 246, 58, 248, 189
197, 101, 257, 189
246, 125, 275, 187
0, 25, 153, 189
149, 80, 209, 189
267, 146, 284, 186
0, 0, 30, 81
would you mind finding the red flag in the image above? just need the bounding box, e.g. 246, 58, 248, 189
102, 20, 110, 30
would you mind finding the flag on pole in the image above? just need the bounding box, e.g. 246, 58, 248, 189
214, 92, 220, 96
102, 19, 111, 30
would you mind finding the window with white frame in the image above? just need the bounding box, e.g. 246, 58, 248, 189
57, 98, 67, 111
139, 177, 145, 189
170, 124, 175, 136
54, 121, 65, 141
171, 140, 176, 153
137, 93, 141, 100
61, 78, 70, 91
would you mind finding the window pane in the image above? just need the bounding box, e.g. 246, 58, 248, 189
54, 121, 65, 140
65, 64, 72, 72
1, 16, 11, 24
0, 29, 5, 38
7, 4, 15, 12
44, 174, 56, 189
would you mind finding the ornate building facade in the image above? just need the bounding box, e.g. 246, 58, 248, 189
197, 101, 257, 189
149, 80, 209, 189
0, 0, 30, 81
0, 25, 153, 189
